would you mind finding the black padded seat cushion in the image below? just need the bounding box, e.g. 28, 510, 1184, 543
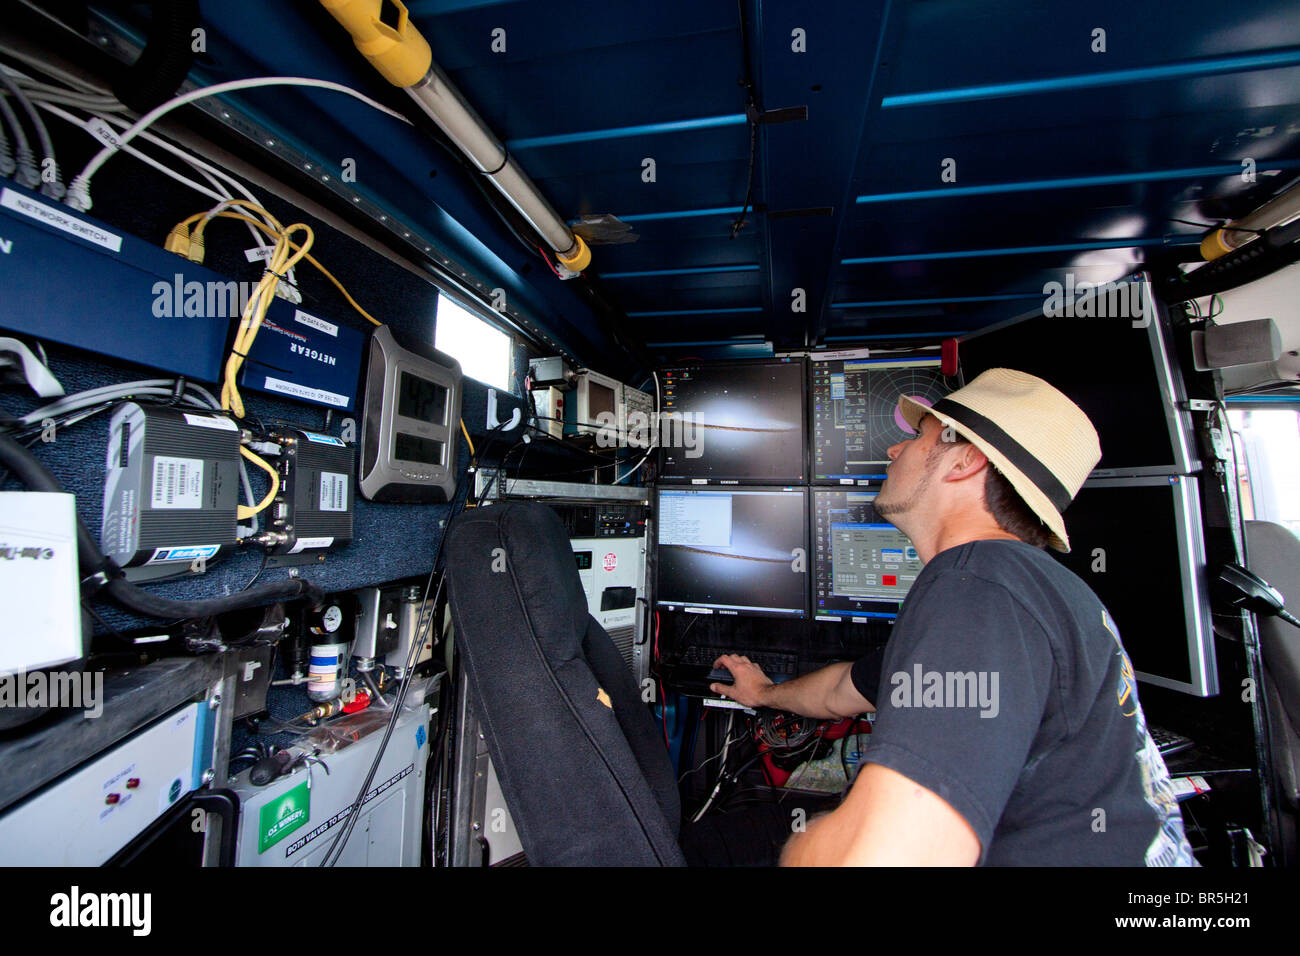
444, 501, 684, 866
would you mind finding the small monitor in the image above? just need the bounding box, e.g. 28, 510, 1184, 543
1052, 475, 1217, 696
656, 487, 808, 619
813, 489, 923, 621
570, 369, 622, 439
658, 359, 807, 483
811, 353, 957, 481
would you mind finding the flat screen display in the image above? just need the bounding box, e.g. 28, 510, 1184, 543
588, 381, 617, 420
812, 355, 957, 480
397, 372, 447, 425
394, 432, 443, 465
656, 487, 808, 619
658, 360, 806, 482
959, 296, 1190, 475
813, 489, 923, 620
1050, 477, 1215, 694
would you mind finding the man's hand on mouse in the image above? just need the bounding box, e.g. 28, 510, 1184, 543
710, 653, 773, 708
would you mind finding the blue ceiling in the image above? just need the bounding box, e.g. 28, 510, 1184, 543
186, 0, 1300, 367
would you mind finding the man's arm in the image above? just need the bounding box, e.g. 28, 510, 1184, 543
781, 763, 980, 866
710, 655, 874, 719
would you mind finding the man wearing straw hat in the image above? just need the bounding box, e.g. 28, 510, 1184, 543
712, 368, 1195, 866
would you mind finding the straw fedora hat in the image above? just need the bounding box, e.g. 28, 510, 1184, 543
897, 368, 1101, 552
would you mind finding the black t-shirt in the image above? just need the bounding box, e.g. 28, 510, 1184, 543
850, 538, 1196, 866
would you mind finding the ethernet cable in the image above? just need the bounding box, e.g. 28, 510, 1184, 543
0, 83, 37, 187
67, 76, 412, 211
6, 73, 124, 112
191, 207, 384, 327
18, 379, 218, 427
237, 446, 279, 521
0, 40, 111, 97
221, 220, 315, 419
0, 70, 63, 198
35, 101, 227, 205
36, 97, 281, 270
87, 113, 279, 262
0, 103, 12, 177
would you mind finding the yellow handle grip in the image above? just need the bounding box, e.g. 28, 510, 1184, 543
318, 0, 432, 88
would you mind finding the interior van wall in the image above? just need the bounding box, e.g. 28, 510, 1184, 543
0, 120, 528, 633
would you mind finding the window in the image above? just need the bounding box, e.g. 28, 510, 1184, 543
1229, 405, 1300, 538
434, 293, 512, 390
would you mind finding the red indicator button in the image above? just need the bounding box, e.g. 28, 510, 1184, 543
126, 778, 140, 789
105, 793, 120, 805
883, 575, 897, 586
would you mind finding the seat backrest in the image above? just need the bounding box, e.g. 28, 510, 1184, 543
444, 500, 684, 866
1245, 520, 1300, 812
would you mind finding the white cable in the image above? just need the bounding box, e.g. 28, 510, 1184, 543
0, 100, 12, 176
34, 101, 227, 205
692, 711, 736, 823
615, 370, 660, 484
0, 85, 37, 187
0, 73, 62, 197
3, 69, 122, 112
18, 88, 126, 112
89, 112, 276, 257
68, 76, 412, 210
0, 41, 111, 95
22, 379, 217, 425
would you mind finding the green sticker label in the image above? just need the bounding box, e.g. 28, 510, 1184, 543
258, 780, 310, 854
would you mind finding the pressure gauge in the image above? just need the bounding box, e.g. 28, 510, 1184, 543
321, 604, 343, 633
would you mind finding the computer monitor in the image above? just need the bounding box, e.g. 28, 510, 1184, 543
655, 487, 808, 619
1052, 475, 1217, 696
658, 359, 807, 483
811, 352, 958, 481
959, 276, 1198, 477
812, 489, 924, 621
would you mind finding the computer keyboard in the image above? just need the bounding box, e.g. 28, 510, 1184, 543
1149, 725, 1195, 757
677, 647, 800, 684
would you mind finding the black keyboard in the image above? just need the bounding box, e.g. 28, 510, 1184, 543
1149, 725, 1195, 757
674, 647, 800, 687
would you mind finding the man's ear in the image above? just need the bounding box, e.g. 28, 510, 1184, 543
941, 444, 991, 484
